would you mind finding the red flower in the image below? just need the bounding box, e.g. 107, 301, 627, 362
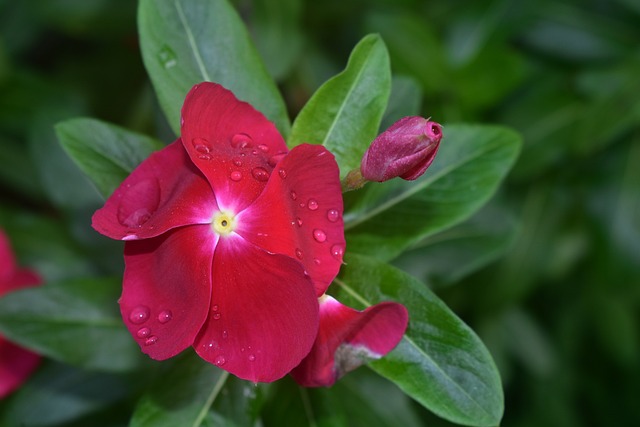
0, 230, 41, 398
92, 83, 345, 382
361, 116, 443, 182
291, 295, 408, 387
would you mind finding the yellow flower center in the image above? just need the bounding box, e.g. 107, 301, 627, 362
212, 211, 236, 236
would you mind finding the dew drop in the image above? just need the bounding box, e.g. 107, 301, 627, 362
121, 209, 152, 228
295, 248, 303, 259
137, 327, 151, 338
299, 202, 306, 208
296, 217, 303, 227
327, 209, 340, 222
231, 133, 253, 148
330, 244, 345, 260
129, 306, 150, 324
214, 355, 226, 366
212, 304, 219, 312
313, 229, 327, 243
233, 158, 243, 167
290, 191, 297, 200
308, 199, 319, 210
257, 144, 269, 152
213, 313, 221, 320
252, 167, 269, 182
157, 45, 177, 69
192, 137, 210, 153
222, 330, 229, 339
158, 310, 172, 324
278, 168, 287, 179
314, 258, 321, 265
198, 154, 212, 161
230, 171, 243, 181
248, 354, 256, 362
144, 336, 158, 346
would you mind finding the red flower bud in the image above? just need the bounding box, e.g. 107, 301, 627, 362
361, 116, 442, 182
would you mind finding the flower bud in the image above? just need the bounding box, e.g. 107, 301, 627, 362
360, 116, 442, 182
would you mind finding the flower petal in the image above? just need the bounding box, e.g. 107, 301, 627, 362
194, 236, 319, 383
236, 144, 345, 295
92, 141, 217, 241
0, 231, 17, 285
180, 82, 289, 212
120, 225, 216, 360
291, 295, 408, 387
0, 337, 40, 398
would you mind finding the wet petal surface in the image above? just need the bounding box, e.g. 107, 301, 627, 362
237, 144, 345, 295
121, 225, 216, 360
92, 141, 217, 241
180, 83, 289, 212
194, 236, 319, 383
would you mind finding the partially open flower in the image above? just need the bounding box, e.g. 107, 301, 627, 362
0, 230, 41, 398
361, 116, 442, 182
291, 294, 408, 387
92, 83, 345, 383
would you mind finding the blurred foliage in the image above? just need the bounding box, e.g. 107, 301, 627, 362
0, 0, 639, 426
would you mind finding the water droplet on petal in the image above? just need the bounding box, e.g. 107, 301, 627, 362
296, 217, 303, 227
213, 313, 221, 320
215, 355, 226, 366
230, 171, 243, 181
231, 133, 253, 148
137, 327, 151, 338
212, 305, 219, 312
129, 306, 150, 324
331, 244, 345, 260
278, 168, 287, 179
248, 354, 256, 362
222, 330, 229, 339
233, 158, 243, 167
121, 209, 152, 228
158, 310, 172, 324
290, 191, 297, 200
314, 258, 321, 265
192, 138, 210, 153
198, 154, 212, 160
308, 199, 319, 210
257, 144, 269, 152
144, 336, 158, 346
252, 167, 269, 182
313, 229, 327, 243
295, 248, 303, 259
327, 209, 340, 222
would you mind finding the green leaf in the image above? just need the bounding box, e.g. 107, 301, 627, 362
344, 124, 521, 260
392, 201, 518, 286
332, 254, 504, 427
55, 118, 164, 199
380, 75, 423, 131
130, 352, 230, 427
0, 277, 143, 372
289, 34, 391, 178
138, 0, 290, 137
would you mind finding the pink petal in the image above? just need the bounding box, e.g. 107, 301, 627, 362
92, 140, 217, 241
0, 231, 17, 284
291, 295, 408, 387
236, 144, 345, 295
120, 225, 216, 360
193, 236, 319, 383
0, 337, 40, 398
180, 82, 289, 212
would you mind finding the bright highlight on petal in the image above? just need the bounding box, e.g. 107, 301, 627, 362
291, 295, 408, 387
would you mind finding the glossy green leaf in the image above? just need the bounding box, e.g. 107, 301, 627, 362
55, 118, 164, 199
130, 352, 230, 427
0, 277, 143, 372
344, 124, 521, 260
331, 254, 504, 427
289, 34, 391, 178
138, 0, 290, 136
